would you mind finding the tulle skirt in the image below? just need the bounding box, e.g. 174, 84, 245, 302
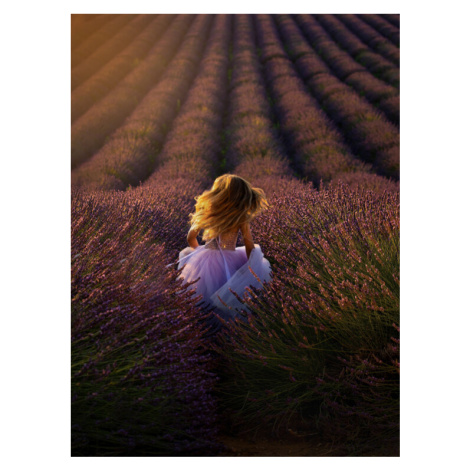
177, 243, 272, 321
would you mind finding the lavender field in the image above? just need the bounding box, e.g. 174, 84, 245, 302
71, 14, 399, 456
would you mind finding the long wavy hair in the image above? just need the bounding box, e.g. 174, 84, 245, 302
189, 174, 268, 241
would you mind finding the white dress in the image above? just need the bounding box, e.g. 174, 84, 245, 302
176, 228, 272, 321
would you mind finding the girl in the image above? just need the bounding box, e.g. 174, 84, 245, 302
176, 174, 272, 320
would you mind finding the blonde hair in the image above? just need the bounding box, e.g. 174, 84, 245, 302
189, 174, 268, 241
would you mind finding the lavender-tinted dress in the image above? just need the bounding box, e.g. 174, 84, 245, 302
177, 229, 271, 320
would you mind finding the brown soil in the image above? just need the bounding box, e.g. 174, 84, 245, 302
213, 409, 348, 457
211, 407, 399, 457
217, 433, 341, 457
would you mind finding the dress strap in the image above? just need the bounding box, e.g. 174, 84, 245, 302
217, 235, 231, 281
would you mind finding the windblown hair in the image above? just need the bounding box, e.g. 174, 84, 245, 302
189, 174, 268, 241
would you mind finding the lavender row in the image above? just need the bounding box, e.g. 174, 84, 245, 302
71, 15, 194, 169
275, 15, 399, 179
380, 14, 400, 29
71, 15, 137, 69
71, 15, 157, 92
71, 15, 174, 123
71, 14, 118, 51
144, 14, 232, 189
358, 14, 400, 47
72, 15, 214, 190
254, 14, 369, 185
298, 15, 399, 89
336, 14, 401, 79
70, 15, 92, 48
292, 15, 399, 124
72, 187, 220, 455
224, 15, 300, 195
315, 14, 399, 68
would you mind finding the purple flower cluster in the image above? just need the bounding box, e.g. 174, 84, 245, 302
214, 182, 399, 453
314, 15, 399, 73
72, 187, 221, 455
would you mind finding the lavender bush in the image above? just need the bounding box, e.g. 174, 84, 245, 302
72, 188, 220, 455
214, 182, 399, 455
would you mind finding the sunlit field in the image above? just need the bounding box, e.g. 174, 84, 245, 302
71, 13, 399, 456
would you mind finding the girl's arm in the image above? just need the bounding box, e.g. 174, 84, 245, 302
187, 226, 200, 249
240, 222, 255, 260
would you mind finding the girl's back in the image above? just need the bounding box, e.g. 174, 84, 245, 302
204, 228, 239, 251
175, 174, 271, 321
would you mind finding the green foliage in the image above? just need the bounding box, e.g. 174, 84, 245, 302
214, 186, 399, 451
